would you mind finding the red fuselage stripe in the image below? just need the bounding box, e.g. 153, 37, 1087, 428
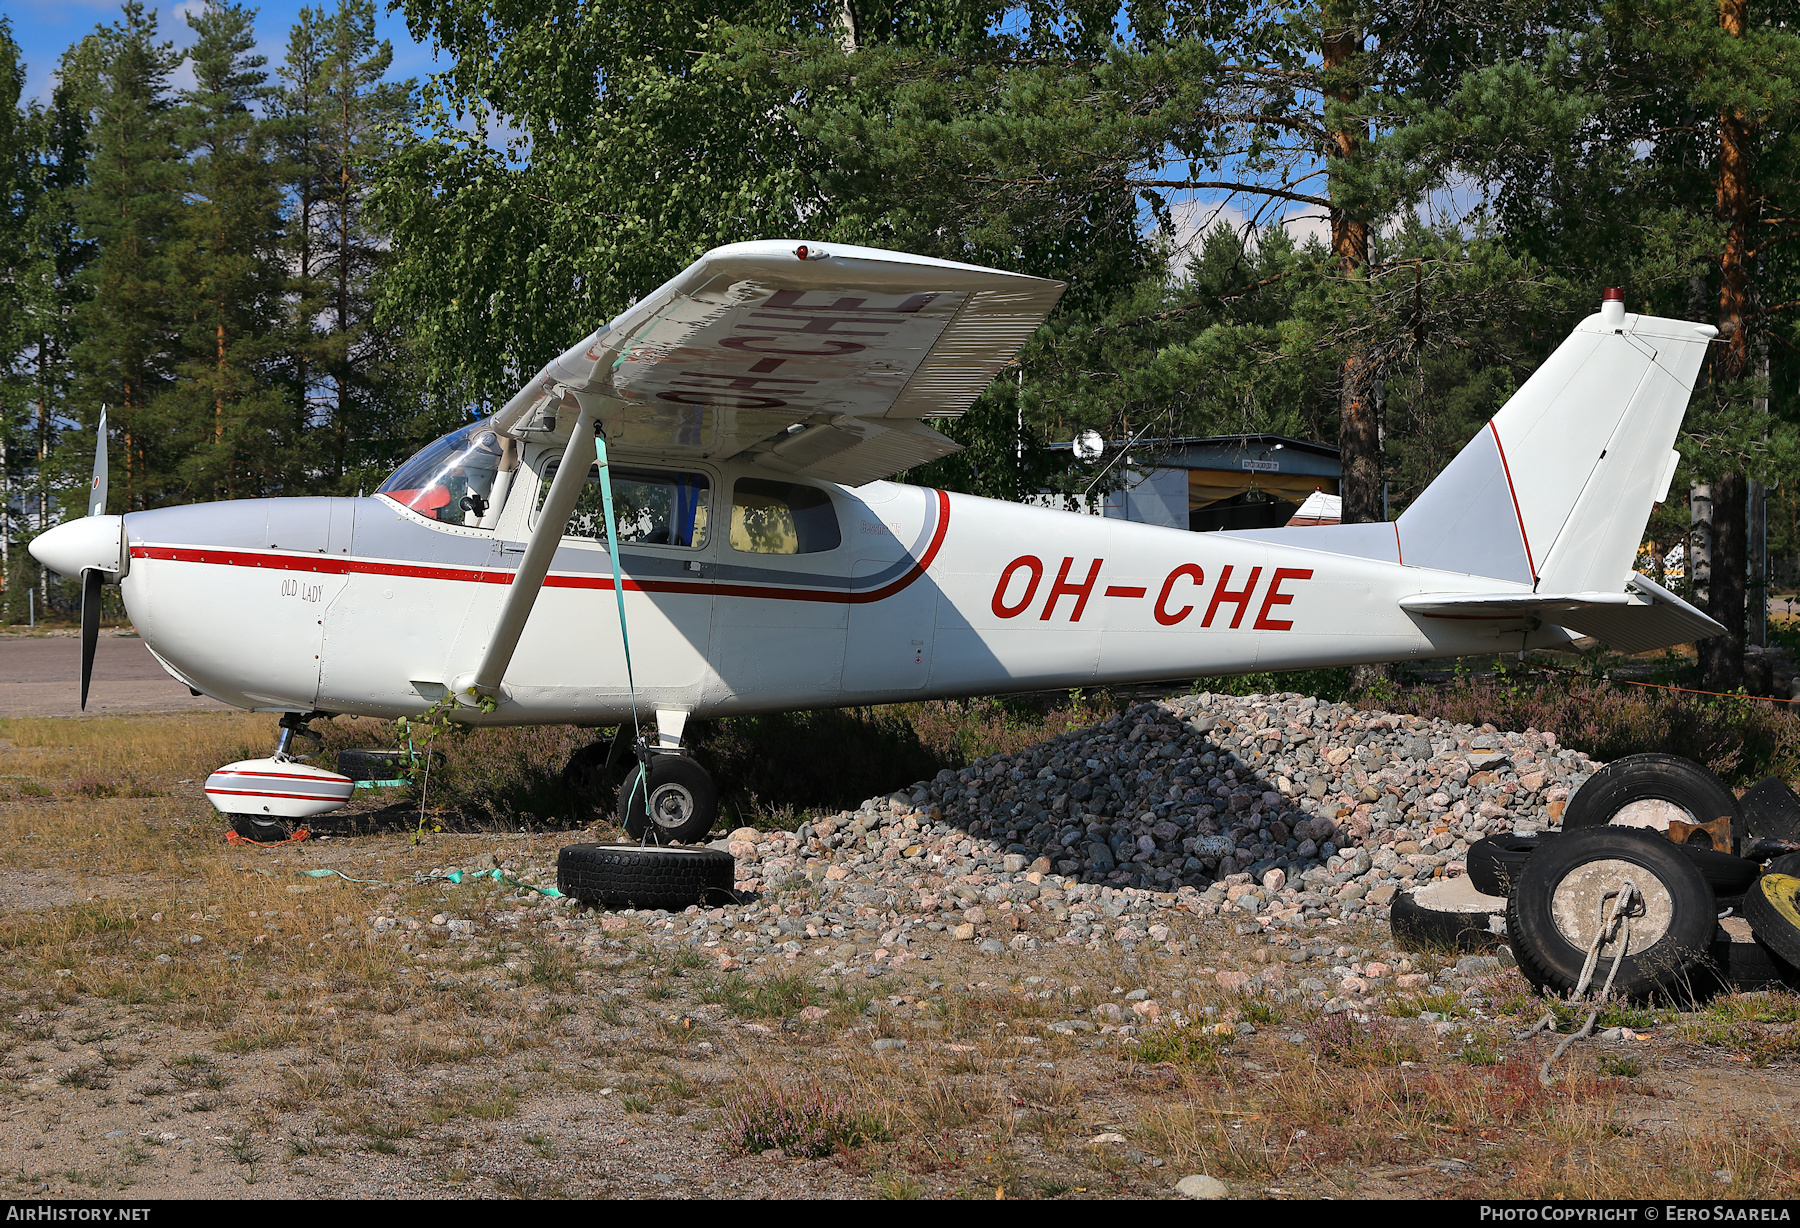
130, 490, 951, 605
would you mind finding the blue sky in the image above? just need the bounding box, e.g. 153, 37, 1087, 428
0, 0, 440, 103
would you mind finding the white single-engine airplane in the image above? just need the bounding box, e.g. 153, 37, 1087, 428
31, 242, 1724, 844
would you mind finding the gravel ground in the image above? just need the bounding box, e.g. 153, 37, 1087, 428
412, 690, 1592, 1023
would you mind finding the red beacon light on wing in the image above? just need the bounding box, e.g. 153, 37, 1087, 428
1601, 286, 1625, 329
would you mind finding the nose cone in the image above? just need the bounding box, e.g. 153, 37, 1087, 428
30, 515, 126, 579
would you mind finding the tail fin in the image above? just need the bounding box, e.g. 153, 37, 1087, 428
1396, 297, 1716, 591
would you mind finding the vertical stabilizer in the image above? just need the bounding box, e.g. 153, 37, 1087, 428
1395, 295, 1716, 590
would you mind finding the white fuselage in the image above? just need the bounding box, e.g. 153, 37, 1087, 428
115, 446, 1555, 724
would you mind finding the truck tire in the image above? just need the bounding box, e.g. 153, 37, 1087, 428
556, 842, 736, 911
1563, 753, 1740, 852
1506, 825, 1713, 1000
1390, 876, 1509, 953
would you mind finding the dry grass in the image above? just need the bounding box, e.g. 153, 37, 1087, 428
5, 711, 1800, 1200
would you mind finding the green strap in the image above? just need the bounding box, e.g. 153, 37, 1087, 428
294, 866, 564, 897
594, 432, 649, 821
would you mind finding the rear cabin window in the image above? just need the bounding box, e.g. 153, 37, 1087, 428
535, 462, 710, 548
730, 479, 841, 555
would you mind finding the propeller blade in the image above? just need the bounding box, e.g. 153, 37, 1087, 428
79, 568, 101, 711
88, 406, 107, 518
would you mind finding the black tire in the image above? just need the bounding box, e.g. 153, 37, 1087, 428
1467, 833, 1551, 897
1680, 845, 1761, 898
1743, 873, 1800, 969
557, 842, 736, 910
335, 747, 441, 782
1390, 877, 1509, 953
1765, 852, 1800, 878
230, 815, 293, 842
1563, 753, 1740, 853
1699, 924, 1794, 993
1506, 825, 1715, 1000
618, 755, 718, 844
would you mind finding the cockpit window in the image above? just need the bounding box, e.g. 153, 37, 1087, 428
377, 421, 514, 527
535, 461, 711, 548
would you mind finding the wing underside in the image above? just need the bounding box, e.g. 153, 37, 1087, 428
492, 242, 1065, 486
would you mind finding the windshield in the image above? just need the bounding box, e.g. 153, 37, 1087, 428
377, 421, 510, 526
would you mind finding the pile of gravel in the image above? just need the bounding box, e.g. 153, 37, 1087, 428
694, 690, 1599, 952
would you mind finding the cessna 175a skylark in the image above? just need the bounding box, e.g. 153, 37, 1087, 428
30, 241, 1724, 843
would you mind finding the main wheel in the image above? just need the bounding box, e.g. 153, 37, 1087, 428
618, 755, 718, 844
1562, 753, 1740, 852
1506, 825, 1714, 999
557, 842, 735, 910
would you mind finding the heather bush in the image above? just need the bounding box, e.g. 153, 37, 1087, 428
723, 1080, 878, 1157
1387, 674, 1800, 788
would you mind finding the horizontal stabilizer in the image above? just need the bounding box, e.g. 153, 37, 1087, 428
1400, 572, 1723, 655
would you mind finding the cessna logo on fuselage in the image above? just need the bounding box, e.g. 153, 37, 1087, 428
991, 557, 1312, 630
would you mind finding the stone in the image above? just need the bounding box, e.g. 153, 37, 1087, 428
1175, 1174, 1229, 1200
949, 924, 975, 941
728, 826, 761, 844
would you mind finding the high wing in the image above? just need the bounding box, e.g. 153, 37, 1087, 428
490, 240, 1066, 486
1399, 572, 1724, 655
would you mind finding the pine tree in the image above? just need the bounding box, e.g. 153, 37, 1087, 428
67, 1, 183, 513
162, 0, 290, 500
311, 0, 412, 491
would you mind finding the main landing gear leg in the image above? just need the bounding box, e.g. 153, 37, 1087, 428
618, 710, 717, 845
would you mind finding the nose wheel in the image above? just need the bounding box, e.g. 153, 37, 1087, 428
619, 754, 718, 845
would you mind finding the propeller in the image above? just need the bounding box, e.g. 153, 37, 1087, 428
79, 407, 107, 710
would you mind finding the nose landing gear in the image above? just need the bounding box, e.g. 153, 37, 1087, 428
203, 710, 353, 841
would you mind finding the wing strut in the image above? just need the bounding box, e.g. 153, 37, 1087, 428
458, 397, 597, 702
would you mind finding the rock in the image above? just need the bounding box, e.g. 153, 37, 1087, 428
1089, 1132, 1128, 1145
728, 826, 761, 844
949, 924, 975, 941
978, 938, 1006, 954
871, 1038, 906, 1052
1176, 1174, 1229, 1200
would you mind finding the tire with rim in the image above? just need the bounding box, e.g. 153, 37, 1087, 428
1466, 833, 1551, 897
1506, 825, 1714, 999
1390, 877, 1509, 953
557, 842, 735, 910
1562, 753, 1740, 852
618, 755, 719, 844
1743, 873, 1800, 969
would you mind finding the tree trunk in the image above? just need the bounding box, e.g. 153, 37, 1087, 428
1324, 7, 1378, 525
1703, 0, 1752, 690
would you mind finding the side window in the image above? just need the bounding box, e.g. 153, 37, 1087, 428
535, 463, 711, 547
730, 479, 841, 555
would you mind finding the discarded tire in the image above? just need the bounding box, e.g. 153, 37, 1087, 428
335, 747, 442, 782
1390, 877, 1509, 952
1506, 826, 1714, 999
1466, 833, 1551, 897
1743, 872, 1800, 970
1562, 753, 1739, 852
557, 842, 735, 911
1680, 845, 1761, 899
1700, 922, 1793, 993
